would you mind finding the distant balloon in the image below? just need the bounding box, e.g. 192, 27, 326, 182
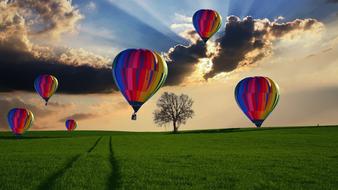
34, 74, 58, 106
193, 9, 222, 42
235, 76, 280, 127
112, 49, 168, 120
65, 119, 77, 132
7, 108, 34, 136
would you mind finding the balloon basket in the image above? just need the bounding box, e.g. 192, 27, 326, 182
131, 113, 137, 120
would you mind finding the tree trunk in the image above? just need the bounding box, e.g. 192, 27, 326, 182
173, 121, 178, 133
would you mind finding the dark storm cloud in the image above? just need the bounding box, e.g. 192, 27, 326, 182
0, 58, 114, 94
204, 16, 323, 79
204, 16, 257, 79
165, 39, 207, 85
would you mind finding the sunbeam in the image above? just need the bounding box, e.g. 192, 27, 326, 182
106, 0, 184, 44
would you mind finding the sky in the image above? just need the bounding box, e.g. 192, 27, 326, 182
0, 0, 338, 132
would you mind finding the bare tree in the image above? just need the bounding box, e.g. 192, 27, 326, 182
153, 92, 194, 133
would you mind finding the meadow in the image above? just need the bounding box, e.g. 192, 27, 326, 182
0, 126, 337, 190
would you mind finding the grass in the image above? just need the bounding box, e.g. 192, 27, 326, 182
0, 126, 337, 190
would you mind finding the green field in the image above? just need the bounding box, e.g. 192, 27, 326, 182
0, 126, 337, 190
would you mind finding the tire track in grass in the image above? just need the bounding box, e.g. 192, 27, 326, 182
37, 136, 103, 190
88, 136, 103, 153
49, 136, 111, 189
106, 136, 121, 189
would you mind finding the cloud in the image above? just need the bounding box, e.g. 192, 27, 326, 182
0, 0, 108, 67
8, 0, 83, 38
60, 113, 96, 122
173, 13, 192, 23
58, 48, 111, 68
0, 0, 114, 94
165, 15, 324, 82
0, 59, 114, 94
57, 99, 130, 125
0, 2, 32, 55
170, 13, 193, 33
205, 16, 324, 79
165, 38, 208, 85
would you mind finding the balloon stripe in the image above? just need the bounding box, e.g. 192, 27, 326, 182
264, 79, 271, 112
150, 52, 167, 97
46, 76, 52, 98
8, 111, 13, 131
142, 70, 149, 92
12, 110, 19, 132
18, 110, 26, 132
207, 12, 213, 37
40, 76, 46, 98
202, 12, 209, 37
125, 50, 132, 68
43, 76, 49, 98
147, 70, 154, 90
122, 69, 129, 98
241, 81, 251, 119
205, 11, 214, 37
256, 78, 262, 112
208, 13, 217, 36
199, 11, 207, 37
137, 54, 145, 91
26, 111, 33, 131
137, 69, 143, 91
18, 110, 27, 133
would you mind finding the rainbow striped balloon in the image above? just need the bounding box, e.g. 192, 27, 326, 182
235, 76, 280, 127
65, 119, 77, 132
34, 74, 58, 106
193, 9, 222, 42
112, 49, 168, 120
7, 108, 34, 136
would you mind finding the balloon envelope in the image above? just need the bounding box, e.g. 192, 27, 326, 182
193, 9, 222, 42
7, 108, 34, 135
112, 49, 168, 119
34, 74, 58, 106
65, 119, 77, 132
235, 76, 280, 127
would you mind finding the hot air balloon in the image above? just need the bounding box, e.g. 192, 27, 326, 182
65, 119, 77, 132
193, 9, 222, 43
112, 49, 168, 120
235, 76, 280, 127
34, 74, 58, 106
7, 108, 34, 136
